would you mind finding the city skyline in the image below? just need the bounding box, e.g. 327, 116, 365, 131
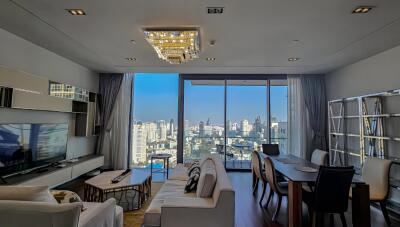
133, 73, 288, 124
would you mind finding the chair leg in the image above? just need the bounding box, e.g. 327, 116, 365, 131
259, 182, 266, 205
252, 178, 259, 195
266, 189, 274, 207
379, 201, 391, 226
339, 212, 347, 227
272, 195, 282, 222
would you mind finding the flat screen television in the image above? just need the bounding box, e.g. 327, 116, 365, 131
0, 123, 68, 177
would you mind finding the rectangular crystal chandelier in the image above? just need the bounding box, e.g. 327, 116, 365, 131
144, 28, 200, 64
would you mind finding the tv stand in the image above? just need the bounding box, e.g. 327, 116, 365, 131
3, 155, 104, 188
0, 176, 7, 184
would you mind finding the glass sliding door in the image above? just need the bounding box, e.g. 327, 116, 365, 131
183, 79, 225, 163
226, 80, 268, 169
178, 75, 288, 170
131, 73, 178, 168
270, 80, 288, 153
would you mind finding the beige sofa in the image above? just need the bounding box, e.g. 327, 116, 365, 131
144, 154, 235, 227
0, 186, 123, 227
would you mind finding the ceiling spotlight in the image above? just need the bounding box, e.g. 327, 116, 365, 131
209, 40, 216, 46
352, 6, 374, 14
130, 40, 136, 44
206, 57, 216, 61
288, 57, 300, 62
66, 9, 86, 16
126, 57, 136, 61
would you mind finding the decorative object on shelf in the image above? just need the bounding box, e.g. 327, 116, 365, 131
143, 28, 200, 64
49, 81, 89, 102
362, 97, 385, 158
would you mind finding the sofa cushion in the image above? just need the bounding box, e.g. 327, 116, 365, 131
144, 180, 196, 227
196, 159, 217, 198
0, 186, 57, 203
168, 165, 189, 181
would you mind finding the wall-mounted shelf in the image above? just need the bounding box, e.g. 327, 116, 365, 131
0, 66, 100, 137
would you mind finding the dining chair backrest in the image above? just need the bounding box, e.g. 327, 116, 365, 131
262, 144, 280, 156
362, 157, 392, 201
313, 166, 355, 213
251, 151, 263, 179
311, 149, 329, 166
264, 156, 283, 194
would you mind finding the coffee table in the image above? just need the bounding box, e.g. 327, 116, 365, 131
83, 169, 151, 210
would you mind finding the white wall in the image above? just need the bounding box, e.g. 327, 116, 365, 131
325, 44, 400, 100
0, 28, 99, 159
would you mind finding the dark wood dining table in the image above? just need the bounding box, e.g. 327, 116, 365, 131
254, 153, 371, 227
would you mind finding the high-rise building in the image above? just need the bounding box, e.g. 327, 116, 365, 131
169, 119, 174, 137
144, 122, 157, 142
157, 120, 167, 141
241, 119, 250, 136
131, 123, 147, 164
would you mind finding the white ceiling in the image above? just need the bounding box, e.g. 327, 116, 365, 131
1, 0, 400, 74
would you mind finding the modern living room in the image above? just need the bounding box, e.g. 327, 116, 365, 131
1, 1, 400, 227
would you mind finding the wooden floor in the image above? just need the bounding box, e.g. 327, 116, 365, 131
229, 172, 397, 227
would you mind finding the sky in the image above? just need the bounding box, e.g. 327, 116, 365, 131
133, 73, 288, 125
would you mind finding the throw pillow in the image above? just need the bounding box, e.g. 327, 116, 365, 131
187, 160, 200, 170
188, 162, 201, 176
185, 170, 201, 193
0, 185, 58, 203
50, 190, 82, 204
196, 159, 217, 198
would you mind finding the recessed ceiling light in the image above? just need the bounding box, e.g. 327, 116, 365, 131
288, 57, 300, 62
66, 9, 86, 16
207, 7, 224, 14
352, 6, 374, 14
130, 40, 136, 44
206, 57, 216, 61
126, 57, 136, 61
292, 39, 300, 43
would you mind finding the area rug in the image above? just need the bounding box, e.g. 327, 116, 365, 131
123, 182, 163, 227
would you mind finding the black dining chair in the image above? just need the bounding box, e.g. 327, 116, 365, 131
262, 144, 280, 156
302, 166, 355, 227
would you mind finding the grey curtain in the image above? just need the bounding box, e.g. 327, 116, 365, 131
96, 73, 124, 155
301, 75, 328, 156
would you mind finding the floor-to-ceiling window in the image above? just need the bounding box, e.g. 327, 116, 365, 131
270, 80, 288, 154
183, 80, 225, 163
131, 74, 287, 170
178, 75, 288, 170
131, 73, 178, 168
226, 80, 268, 169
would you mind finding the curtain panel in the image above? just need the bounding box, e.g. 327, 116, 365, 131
105, 74, 133, 169
287, 76, 308, 159
97, 73, 124, 157
301, 75, 328, 152
287, 75, 326, 160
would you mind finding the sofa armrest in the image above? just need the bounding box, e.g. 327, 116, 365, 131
162, 197, 214, 209
79, 198, 116, 227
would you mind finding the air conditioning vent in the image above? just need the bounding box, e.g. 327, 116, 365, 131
207, 7, 224, 14
0, 86, 13, 108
